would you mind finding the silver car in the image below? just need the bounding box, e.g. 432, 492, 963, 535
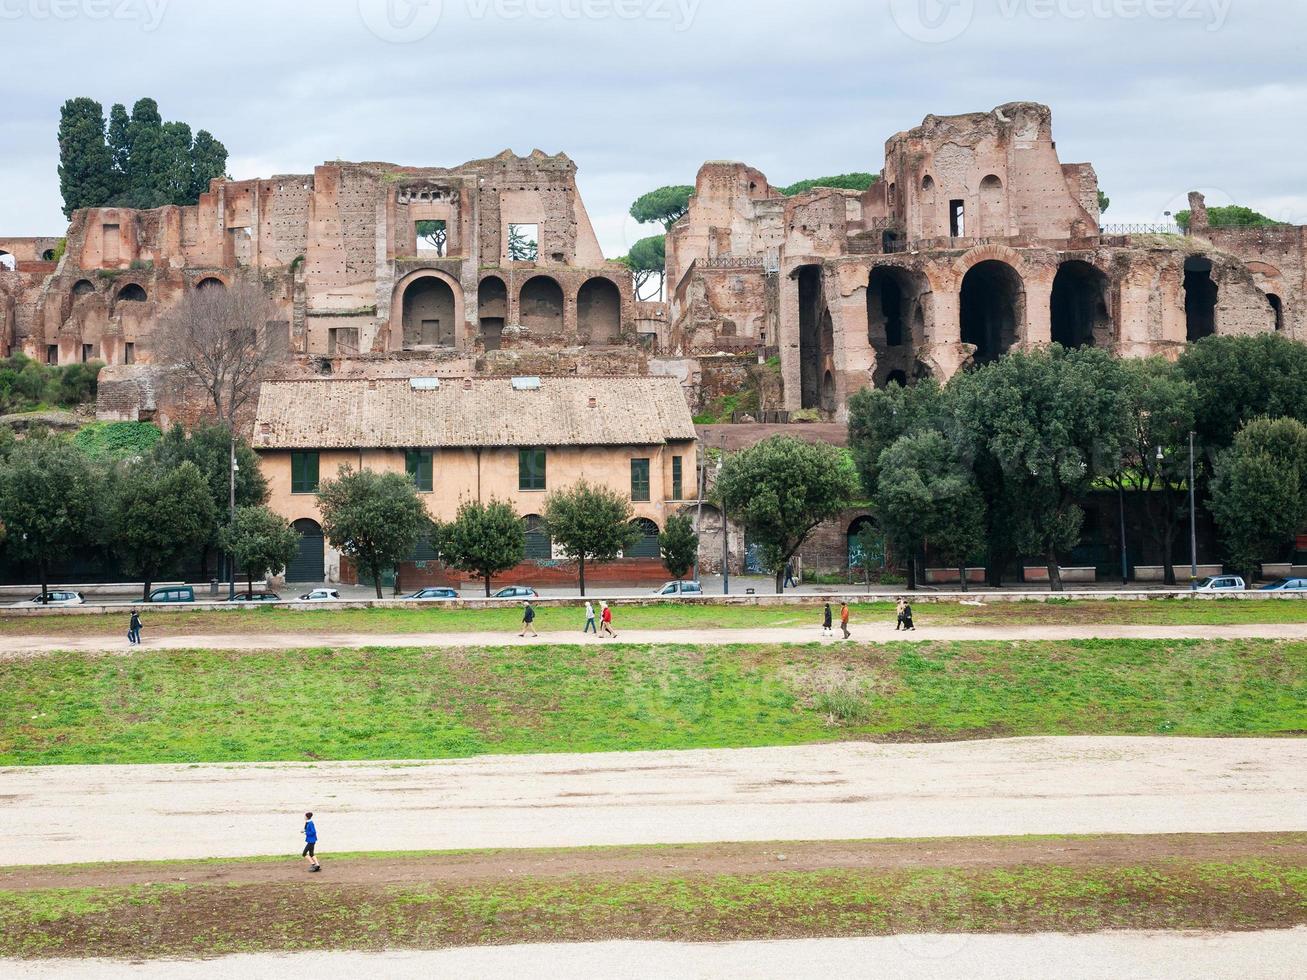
297, 588, 341, 602
14, 590, 86, 607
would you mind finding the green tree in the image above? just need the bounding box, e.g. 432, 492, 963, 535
847, 377, 943, 496
1210, 418, 1307, 582
441, 499, 527, 596
0, 437, 102, 600
111, 460, 216, 600
1112, 358, 1198, 585
152, 423, 268, 579
874, 430, 985, 592
1179, 334, 1307, 452
618, 234, 666, 301
188, 129, 228, 200
507, 224, 538, 262
106, 102, 131, 194
317, 467, 429, 599
1097, 190, 1110, 215
158, 120, 195, 205
950, 346, 1132, 591
1176, 204, 1285, 233
630, 185, 694, 229
779, 173, 878, 196
658, 513, 699, 581
124, 98, 166, 208
716, 436, 859, 594
219, 506, 300, 594
542, 480, 640, 596
57, 98, 115, 218
415, 219, 447, 256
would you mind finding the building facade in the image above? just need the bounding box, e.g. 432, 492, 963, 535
252, 375, 697, 586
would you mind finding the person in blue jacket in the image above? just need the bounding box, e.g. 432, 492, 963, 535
302, 811, 321, 871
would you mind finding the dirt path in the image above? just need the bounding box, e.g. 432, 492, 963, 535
3, 621, 1307, 656
6, 931, 1307, 979
3, 737, 1304, 865
3, 833, 1304, 891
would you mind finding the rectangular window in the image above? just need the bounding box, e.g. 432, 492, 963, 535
949, 200, 965, 238
46, 344, 58, 364
671, 456, 683, 501
291, 451, 320, 494
507, 223, 539, 262
124, 342, 135, 365
81, 344, 93, 363
406, 449, 433, 492
415, 219, 447, 256
518, 448, 546, 491
631, 458, 650, 502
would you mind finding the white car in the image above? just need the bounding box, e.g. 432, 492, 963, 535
14, 590, 86, 607
297, 588, 341, 602
1193, 575, 1245, 592
652, 581, 703, 597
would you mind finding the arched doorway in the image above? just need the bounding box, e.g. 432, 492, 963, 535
479, 275, 507, 350
196, 277, 226, 292
1184, 256, 1217, 341
520, 276, 564, 336
627, 518, 660, 558
867, 266, 927, 386
797, 265, 825, 409
577, 277, 621, 344
960, 260, 1024, 365
71, 279, 95, 298
1051, 260, 1112, 348
847, 516, 882, 572
117, 283, 147, 303
1267, 293, 1284, 332
401, 276, 457, 349
287, 519, 324, 583
523, 515, 551, 560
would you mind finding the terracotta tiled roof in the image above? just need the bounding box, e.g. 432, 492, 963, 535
253, 376, 696, 449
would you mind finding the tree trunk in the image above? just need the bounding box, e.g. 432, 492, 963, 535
1047, 549, 1064, 593
1162, 531, 1177, 587
372, 563, 383, 599
578, 556, 586, 597
200, 548, 210, 583
248, 569, 254, 594
958, 564, 969, 593
40, 559, 49, 604
142, 577, 153, 601
484, 573, 491, 597
907, 556, 918, 592
775, 568, 785, 595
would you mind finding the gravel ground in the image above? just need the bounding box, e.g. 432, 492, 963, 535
3, 737, 1304, 865
5, 930, 1306, 979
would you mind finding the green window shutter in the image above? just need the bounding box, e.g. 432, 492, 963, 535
631, 458, 650, 501
519, 448, 546, 491
407, 450, 433, 492
671, 456, 683, 501
291, 452, 319, 494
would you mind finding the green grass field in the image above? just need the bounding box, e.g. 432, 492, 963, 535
5, 596, 1307, 638
3, 639, 1303, 765
3, 858, 1305, 956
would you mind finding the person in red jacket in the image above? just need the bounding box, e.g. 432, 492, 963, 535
600, 600, 617, 638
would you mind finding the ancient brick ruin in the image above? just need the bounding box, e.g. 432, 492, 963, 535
0, 102, 1302, 428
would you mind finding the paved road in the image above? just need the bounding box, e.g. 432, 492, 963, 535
4, 621, 1307, 656
3, 737, 1304, 865
7, 931, 1307, 978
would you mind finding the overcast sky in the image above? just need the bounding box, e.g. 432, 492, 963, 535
1, 0, 1302, 256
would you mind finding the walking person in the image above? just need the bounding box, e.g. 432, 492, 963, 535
599, 600, 617, 638
128, 609, 142, 646
822, 602, 833, 637
895, 598, 908, 631
901, 599, 916, 632
519, 600, 539, 638
840, 601, 850, 640
783, 561, 798, 590
583, 600, 597, 634
302, 811, 321, 872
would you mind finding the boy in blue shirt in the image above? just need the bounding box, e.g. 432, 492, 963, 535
302, 812, 321, 872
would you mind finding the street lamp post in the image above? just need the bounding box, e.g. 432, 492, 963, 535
1117, 483, 1129, 586
227, 437, 238, 600
1188, 431, 1198, 588
716, 455, 729, 595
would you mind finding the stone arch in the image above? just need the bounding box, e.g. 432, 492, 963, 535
577, 277, 621, 344
523, 514, 551, 560
867, 265, 930, 386
1050, 260, 1113, 349
196, 276, 226, 291
979, 174, 1006, 236
41, 248, 56, 261
116, 283, 148, 303
71, 279, 95, 298
0, 251, 13, 272
1183, 256, 1217, 342
1267, 293, 1285, 332
392, 269, 464, 351
287, 519, 324, 583
847, 514, 881, 571
627, 517, 660, 559
960, 259, 1025, 365
479, 275, 507, 351
519, 275, 564, 336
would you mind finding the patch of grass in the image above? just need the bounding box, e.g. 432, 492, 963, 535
7, 596, 1307, 640
1, 639, 1303, 765
1, 859, 1304, 957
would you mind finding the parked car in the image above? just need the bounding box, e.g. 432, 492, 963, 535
652, 581, 703, 597
14, 590, 85, 607
491, 586, 538, 600
227, 591, 282, 602
404, 587, 460, 601
1260, 578, 1307, 592
1193, 576, 1246, 592
298, 588, 341, 602
148, 586, 195, 603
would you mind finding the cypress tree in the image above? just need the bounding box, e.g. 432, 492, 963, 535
56, 98, 114, 218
